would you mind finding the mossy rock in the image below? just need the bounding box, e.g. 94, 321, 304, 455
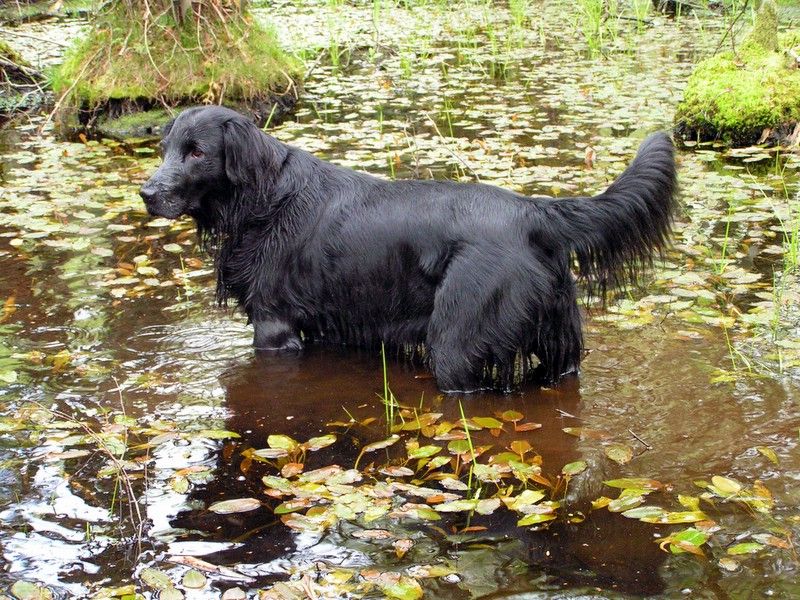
52, 6, 301, 140
674, 0, 800, 146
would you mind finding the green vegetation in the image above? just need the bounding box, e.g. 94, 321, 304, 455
52, 1, 300, 136
0, 36, 41, 82
675, 0, 800, 145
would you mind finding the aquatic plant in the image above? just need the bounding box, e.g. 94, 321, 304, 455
675, 0, 800, 145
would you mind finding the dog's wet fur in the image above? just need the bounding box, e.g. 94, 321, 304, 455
140, 106, 677, 392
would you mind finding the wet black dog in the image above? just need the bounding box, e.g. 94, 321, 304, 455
140, 106, 677, 392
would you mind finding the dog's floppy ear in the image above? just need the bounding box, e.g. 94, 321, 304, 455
222, 115, 281, 187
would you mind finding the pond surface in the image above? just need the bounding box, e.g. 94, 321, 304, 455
1, 1, 799, 598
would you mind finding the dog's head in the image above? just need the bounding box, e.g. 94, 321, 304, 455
139, 105, 277, 219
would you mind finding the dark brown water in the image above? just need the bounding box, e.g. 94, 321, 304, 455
1, 1, 799, 598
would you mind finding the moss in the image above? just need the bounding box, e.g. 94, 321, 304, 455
675, 27, 800, 146
1, 36, 40, 85
95, 108, 172, 140
0, 38, 28, 67
51, 5, 300, 133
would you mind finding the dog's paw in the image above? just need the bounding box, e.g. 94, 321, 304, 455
280, 337, 304, 352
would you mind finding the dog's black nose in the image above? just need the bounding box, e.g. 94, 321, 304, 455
139, 183, 157, 203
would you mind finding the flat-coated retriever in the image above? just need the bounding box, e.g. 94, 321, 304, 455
140, 106, 677, 392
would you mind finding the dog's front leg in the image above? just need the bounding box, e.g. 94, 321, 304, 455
253, 318, 303, 352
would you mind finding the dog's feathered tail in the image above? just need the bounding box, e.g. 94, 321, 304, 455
541, 133, 677, 296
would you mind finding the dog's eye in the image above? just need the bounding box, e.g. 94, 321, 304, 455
189, 148, 204, 159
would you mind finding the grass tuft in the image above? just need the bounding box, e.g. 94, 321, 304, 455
52, 4, 300, 119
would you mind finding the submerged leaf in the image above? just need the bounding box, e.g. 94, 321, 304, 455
604, 443, 633, 465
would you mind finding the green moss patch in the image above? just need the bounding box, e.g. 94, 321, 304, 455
94, 108, 173, 140
675, 1, 800, 146
52, 5, 301, 138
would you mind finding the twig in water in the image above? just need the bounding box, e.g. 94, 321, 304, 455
628, 428, 652, 450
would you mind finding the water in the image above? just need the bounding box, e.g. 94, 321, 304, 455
1, 1, 799, 598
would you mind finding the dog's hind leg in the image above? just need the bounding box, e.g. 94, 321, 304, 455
530, 279, 583, 383
426, 244, 543, 393
253, 318, 303, 352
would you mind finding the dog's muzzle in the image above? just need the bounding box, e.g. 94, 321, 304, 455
139, 182, 182, 218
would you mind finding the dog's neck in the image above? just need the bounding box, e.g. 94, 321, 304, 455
195, 147, 327, 311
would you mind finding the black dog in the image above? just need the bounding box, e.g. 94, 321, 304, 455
140, 106, 677, 392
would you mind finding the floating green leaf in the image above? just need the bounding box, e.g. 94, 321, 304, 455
268, 434, 300, 452
604, 478, 664, 491
362, 435, 401, 453
710, 475, 742, 496
756, 446, 779, 465
140, 567, 173, 591
196, 429, 240, 440
499, 410, 524, 422
10, 581, 53, 600
660, 527, 710, 556
407, 444, 442, 459
208, 498, 261, 514
517, 512, 557, 526
727, 542, 763, 555
640, 510, 708, 524
182, 569, 207, 589
621, 506, 667, 520
304, 434, 337, 451
471, 417, 504, 429
561, 460, 587, 476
